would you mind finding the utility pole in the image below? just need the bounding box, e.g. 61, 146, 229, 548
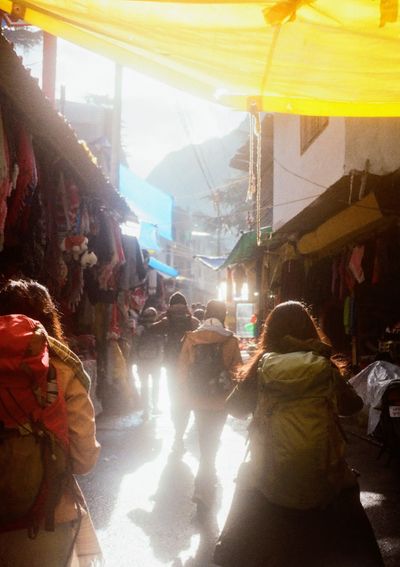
213, 190, 222, 287
42, 32, 57, 106
110, 63, 123, 189
215, 190, 222, 257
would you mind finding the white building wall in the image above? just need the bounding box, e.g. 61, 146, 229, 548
344, 118, 400, 175
273, 115, 345, 229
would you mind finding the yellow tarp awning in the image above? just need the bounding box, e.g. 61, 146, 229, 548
297, 192, 384, 256
2, 1, 400, 116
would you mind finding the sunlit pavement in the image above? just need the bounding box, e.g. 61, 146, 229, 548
80, 371, 400, 567
80, 368, 248, 566
344, 424, 400, 567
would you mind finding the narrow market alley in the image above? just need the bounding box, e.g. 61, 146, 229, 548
80, 368, 248, 567
80, 368, 400, 567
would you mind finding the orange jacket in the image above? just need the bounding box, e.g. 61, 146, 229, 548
178, 319, 242, 411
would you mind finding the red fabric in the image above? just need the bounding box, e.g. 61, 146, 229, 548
0, 314, 68, 447
0, 111, 10, 245
4, 124, 37, 237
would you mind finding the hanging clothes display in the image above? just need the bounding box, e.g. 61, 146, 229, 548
0, 107, 10, 251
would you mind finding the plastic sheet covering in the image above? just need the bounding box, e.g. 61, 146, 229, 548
119, 165, 172, 241
3, 1, 400, 116
350, 361, 400, 435
195, 255, 228, 270
148, 256, 178, 278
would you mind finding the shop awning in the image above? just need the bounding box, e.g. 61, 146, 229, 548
298, 192, 385, 256
149, 257, 178, 278
3, 1, 400, 116
194, 255, 228, 270
278, 171, 400, 256
220, 226, 272, 269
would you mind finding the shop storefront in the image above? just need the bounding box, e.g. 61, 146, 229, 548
0, 34, 156, 414
261, 172, 400, 369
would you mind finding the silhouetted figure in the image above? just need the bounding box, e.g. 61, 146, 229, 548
179, 299, 242, 514
151, 292, 199, 452
214, 301, 383, 567
135, 307, 163, 420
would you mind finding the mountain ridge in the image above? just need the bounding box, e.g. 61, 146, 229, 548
147, 121, 248, 215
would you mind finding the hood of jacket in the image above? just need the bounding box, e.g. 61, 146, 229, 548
184, 318, 234, 346
259, 338, 333, 399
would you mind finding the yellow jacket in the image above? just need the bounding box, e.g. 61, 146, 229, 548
52, 356, 100, 525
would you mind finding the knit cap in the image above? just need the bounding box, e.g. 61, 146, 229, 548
169, 292, 187, 306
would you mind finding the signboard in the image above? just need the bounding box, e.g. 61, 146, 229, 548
236, 302, 256, 338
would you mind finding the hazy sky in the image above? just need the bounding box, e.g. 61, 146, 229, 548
19, 38, 245, 177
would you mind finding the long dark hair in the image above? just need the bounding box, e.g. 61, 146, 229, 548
0, 279, 65, 342
238, 301, 324, 381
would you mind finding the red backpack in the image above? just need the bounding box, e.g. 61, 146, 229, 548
0, 314, 70, 535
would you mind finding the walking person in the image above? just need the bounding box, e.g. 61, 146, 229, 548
193, 307, 205, 323
0, 279, 101, 567
214, 300, 383, 567
178, 300, 242, 514
151, 291, 199, 453
135, 307, 163, 420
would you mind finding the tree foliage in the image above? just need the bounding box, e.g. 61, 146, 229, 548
196, 178, 252, 237
2, 28, 42, 49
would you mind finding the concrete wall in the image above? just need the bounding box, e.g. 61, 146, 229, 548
344, 118, 400, 175
273, 114, 345, 229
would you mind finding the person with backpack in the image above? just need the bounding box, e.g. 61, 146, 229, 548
135, 307, 164, 420
214, 300, 383, 567
150, 291, 199, 453
0, 279, 101, 567
178, 299, 242, 513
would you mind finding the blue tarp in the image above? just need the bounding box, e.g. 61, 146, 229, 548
119, 164, 173, 241
149, 257, 179, 278
139, 222, 160, 251
195, 255, 228, 270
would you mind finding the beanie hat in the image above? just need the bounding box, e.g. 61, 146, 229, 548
169, 291, 187, 306
141, 307, 157, 321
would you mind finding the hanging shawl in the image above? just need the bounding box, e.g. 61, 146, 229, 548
4, 122, 37, 240
0, 108, 10, 251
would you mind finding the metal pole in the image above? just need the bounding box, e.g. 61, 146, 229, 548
110, 63, 123, 189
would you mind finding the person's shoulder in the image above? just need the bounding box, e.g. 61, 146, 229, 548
51, 355, 75, 385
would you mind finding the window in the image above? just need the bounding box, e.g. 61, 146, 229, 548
300, 116, 329, 154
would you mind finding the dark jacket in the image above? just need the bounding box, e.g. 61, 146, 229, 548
150, 304, 199, 363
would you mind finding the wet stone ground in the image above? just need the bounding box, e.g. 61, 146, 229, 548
79, 372, 400, 567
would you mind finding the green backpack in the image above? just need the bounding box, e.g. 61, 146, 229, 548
250, 351, 353, 509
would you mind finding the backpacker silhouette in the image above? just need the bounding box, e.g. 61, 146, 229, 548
188, 342, 231, 397
164, 311, 192, 360
0, 314, 71, 536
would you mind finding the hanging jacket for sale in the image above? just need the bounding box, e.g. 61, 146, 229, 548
0, 314, 70, 536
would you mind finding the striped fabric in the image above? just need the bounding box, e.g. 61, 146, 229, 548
48, 337, 91, 392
